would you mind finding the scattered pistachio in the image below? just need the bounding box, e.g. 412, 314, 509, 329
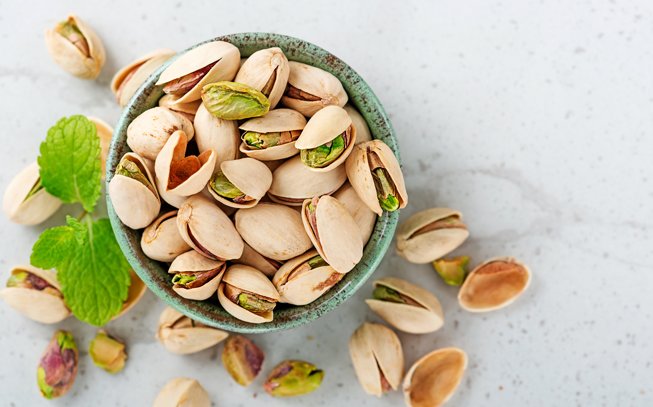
44, 15, 105, 79
89, 330, 127, 374
37, 330, 78, 399
222, 335, 265, 386
153, 377, 210, 407
264, 360, 324, 397
433, 256, 470, 286
156, 307, 228, 354
403, 347, 467, 407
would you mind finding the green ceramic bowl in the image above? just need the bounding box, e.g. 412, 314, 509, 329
107, 33, 400, 333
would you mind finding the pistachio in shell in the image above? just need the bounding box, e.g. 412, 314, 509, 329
169, 250, 226, 301
217, 264, 280, 324
201, 81, 270, 120
153, 377, 210, 407
141, 211, 191, 262
282, 61, 348, 117
233, 242, 282, 278
333, 182, 377, 244
433, 256, 470, 286
403, 348, 467, 407
344, 104, 373, 144
37, 330, 78, 399
268, 156, 346, 206
222, 335, 265, 387
158, 93, 202, 121
89, 330, 127, 374
264, 360, 324, 397
45, 15, 105, 79
126, 107, 195, 161
208, 158, 273, 209
112, 49, 175, 107
156, 306, 229, 354
2, 162, 61, 225
239, 108, 306, 161
235, 47, 289, 109
193, 103, 241, 171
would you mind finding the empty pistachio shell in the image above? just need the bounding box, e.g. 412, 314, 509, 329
233, 242, 282, 278
235, 47, 289, 109
193, 103, 241, 171
239, 108, 306, 161
366, 277, 444, 334
458, 257, 531, 312
403, 348, 467, 407
126, 107, 195, 161
344, 104, 373, 144
156, 40, 241, 104
2, 162, 61, 225
264, 360, 324, 397
37, 330, 78, 399
396, 208, 469, 264
156, 306, 228, 354
201, 81, 270, 120
44, 15, 105, 79
433, 256, 470, 286
141, 211, 191, 262
217, 264, 280, 324
111, 49, 175, 107
349, 322, 404, 397
158, 94, 202, 121
0, 265, 70, 324
282, 61, 348, 117
89, 330, 127, 374
153, 377, 210, 407
169, 250, 226, 301
208, 158, 272, 209
333, 182, 376, 244
87, 116, 113, 179
222, 335, 265, 387
114, 270, 147, 320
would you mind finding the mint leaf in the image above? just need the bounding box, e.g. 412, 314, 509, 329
30, 226, 75, 270
38, 115, 102, 212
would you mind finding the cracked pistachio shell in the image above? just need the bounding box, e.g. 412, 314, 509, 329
127, 107, 195, 161
333, 183, 376, 244
141, 211, 191, 262
349, 322, 404, 397
282, 61, 348, 117
111, 49, 175, 107
0, 265, 70, 324
218, 264, 280, 324
114, 270, 147, 320
301, 196, 363, 274
153, 377, 210, 407
37, 330, 78, 399
346, 140, 408, 215
169, 250, 226, 301
268, 156, 346, 206
272, 250, 343, 306
156, 40, 241, 104
235, 47, 289, 109
45, 15, 105, 79
155, 130, 216, 197
89, 330, 127, 374
109, 153, 161, 229
366, 277, 444, 334
194, 103, 240, 171
156, 307, 228, 354
177, 195, 244, 261
403, 348, 467, 407
208, 158, 272, 209
344, 105, 373, 144
222, 335, 265, 386
2, 162, 61, 225
238, 108, 306, 161
458, 257, 531, 312
233, 243, 281, 278
158, 94, 202, 122
87, 116, 113, 179
235, 203, 313, 261
396, 208, 469, 264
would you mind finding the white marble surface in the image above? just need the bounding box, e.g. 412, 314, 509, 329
1, 0, 652, 406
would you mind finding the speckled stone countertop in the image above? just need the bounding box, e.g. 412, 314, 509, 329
1, 1, 651, 406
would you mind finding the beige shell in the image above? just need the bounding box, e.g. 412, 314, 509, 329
403, 348, 467, 407
114, 270, 147, 320
194, 103, 240, 171
177, 194, 244, 261
156, 40, 241, 104
344, 104, 373, 144
169, 250, 226, 301
458, 257, 531, 312
238, 108, 306, 161
126, 107, 195, 161
301, 196, 363, 274
2, 162, 61, 225
155, 130, 216, 197
157, 306, 228, 355
346, 140, 408, 215
158, 94, 202, 121
272, 250, 343, 306
282, 61, 348, 117
111, 49, 175, 107
366, 277, 444, 334
235, 47, 289, 108
87, 116, 113, 180
153, 377, 211, 407
233, 243, 281, 278
208, 158, 272, 209
141, 211, 191, 262
333, 183, 376, 244
109, 153, 161, 229
44, 15, 105, 79
235, 203, 313, 261
268, 156, 346, 206
218, 264, 280, 324
0, 265, 70, 324
349, 322, 404, 397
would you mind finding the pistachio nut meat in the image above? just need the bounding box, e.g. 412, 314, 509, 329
37, 330, 78, 399
2, 162, 61, 225
217, 264, 280, 324
295, 105, 357, 172
403, 347, 467, 407
156, 306, 229, 354
0, 265, 70, 324
114, 270, 147, 320
366, 277, 444, 334
239, 108, 307, 161
45, 15, 105, 79
111, 49, 175, 107
282, 61, 348, 117
264, 360, 324, 397
272, 250, 344, 306
396, 208, 469, 264
344, 104, 373, 144
232, 242, 282, 278
222, 335, 265, 387
87, 116, 113, 179
141, 211, 191, 262
153, 377, 211, 407
346, 139, 408, 215
458, 257, 531, 312
432, 256, 470, 286
349, 322, 404, 397
194, 103, 241, 171
89, 330, 127, 374
155, 40, 241, 104
268, 156, 346, 206
169, 250, 226, 301
301, 195, 363, 274
235, 47, 290, 108
201, 81, 271, 120
126, 106, 195, 161
108, 153, 161, 229
333, 182, 377, 244
208, 158, 273, 209
158, 94, 202, 121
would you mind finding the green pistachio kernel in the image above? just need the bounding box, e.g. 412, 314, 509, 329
237, 293, 276, 314
243, 131, 280, 149
300, 134, 345, 168
172, 274, 197, 287
210, 172, 245, 200
372, 168, 399, 211
264, 360, 324, 397
116, 157, 155, 192
307, 255, 328, 269
56, 19, 89, 57
6, 270, 28, 288
201, 81, 270, 120
432, 256, 470, 286
372, 285, 405, 304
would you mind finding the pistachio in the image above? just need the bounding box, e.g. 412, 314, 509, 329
282, 61, 348, 117
153, 377, 210, 407
89, 330, 127, 374
193, 103, 241, 171
156, 306, 228, 354
239, 109, 307, 161
217, 264, 280, 324
45, 15, 105, 79
207, 158, 272, 209
233, 242, 282, 278
222, 335, 265, 386
126, 107, 195, 161
112, 49, 175, 107
169, 250, 226, 301
235, 47, 290, 109
344, 104, 373, 144
37, 330, 78, 399
333, 182, 376, 244
402, 348, 467, 407
264, 360, 324, 397
201, 81, 270, 120
433, 256, 470, 286
141, 211, 191, 262
158, 94, 202, 121
2, 162, 62, 225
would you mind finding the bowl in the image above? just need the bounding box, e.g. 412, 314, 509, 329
107, 33, 400, 333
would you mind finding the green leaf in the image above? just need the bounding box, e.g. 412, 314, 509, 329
38, 115, 102, 212
30, 226, 75, 270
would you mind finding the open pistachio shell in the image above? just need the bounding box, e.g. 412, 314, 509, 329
233, 243, 281, 278
0, 265, 70, 324
2, 162, 62, 225
87, 116, 113, 180
366, 277, 444, 334
268, 156, 346, 206
208, 158, 272, 209
235, 203, 313, 261
344, 104, 373, 144
44, 15, 105, 79
403, 348, 467, 407
127, 107, 195, 161
193, 103, 240, 171
272, 250, 343, 305
301, 196, 363, 274
111, 49, 175, 107
282, 61, 348, 117
156, 40, 241, 104
113, 270, 146, 320
153, 377, 211, 407
218, 264, 280, 324
235, 47, 289, 109
346, 140, 408, 215
158, 94, 202, 121
334, 183, 376, 244
169, 250, 226, 301
177, 195, 244, 261
156, 306, 229, 354
239, 108, 306, 161
458, 257, 531, 312
141, 211, 191, 262
349, 322, 404, 397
